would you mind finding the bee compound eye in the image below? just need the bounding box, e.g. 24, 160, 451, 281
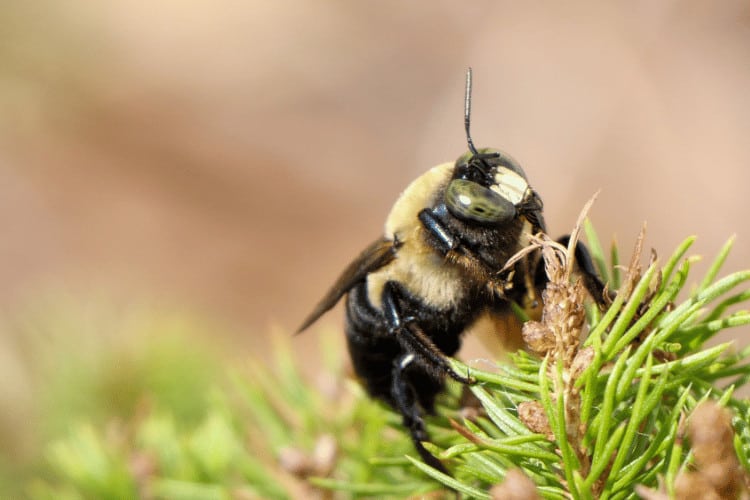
445, 179, 516, 224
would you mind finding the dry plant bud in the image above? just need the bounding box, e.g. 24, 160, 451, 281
634, 484, 669, 500
312, 434, 338, 476
518, 401, 553, 440
459, 405, 482, 422
129, 451, 158, 499
530, 225, 589, 366
129, 451, 157, 481
686, 402, 745, 498
490, 468, 542, 500
690, 403, 735, 462
459, 385, 485, 421
639, 404, 747, 500
522, 321, 555, 355
507, 195, 600, 488
280, 434, 339, 479
674, 471, 723, 500
622, 225, 647, 297
316, 371, 344, 402
570, 346, 594, 380
279, 446, 314, 477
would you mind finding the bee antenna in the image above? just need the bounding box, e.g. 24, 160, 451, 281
464, 68, 498, 173
464, 67, 480, 156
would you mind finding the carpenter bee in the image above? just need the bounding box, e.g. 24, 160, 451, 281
298, 69, 606, 473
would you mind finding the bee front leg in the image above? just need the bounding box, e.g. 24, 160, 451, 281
555, 235, 610, 306
381, 282, 474, 385
418, 207, 460, 253
418, 207, 493, 283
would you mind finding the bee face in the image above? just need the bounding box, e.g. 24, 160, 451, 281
445, 148, 533, 225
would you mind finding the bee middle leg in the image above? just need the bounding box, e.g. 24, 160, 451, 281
381, 281, 474, 385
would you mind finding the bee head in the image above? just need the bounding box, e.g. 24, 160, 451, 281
444, 69, 534, 225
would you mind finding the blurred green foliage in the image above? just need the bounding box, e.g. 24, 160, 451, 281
0, 300, 440, 499
0, 301, 225, 498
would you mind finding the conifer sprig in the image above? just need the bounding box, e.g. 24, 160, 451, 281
22, 222, 750, 499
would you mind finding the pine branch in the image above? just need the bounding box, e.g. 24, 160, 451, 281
19, 222, 750, 499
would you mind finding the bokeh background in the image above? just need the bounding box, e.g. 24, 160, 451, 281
2, 0, 750, 490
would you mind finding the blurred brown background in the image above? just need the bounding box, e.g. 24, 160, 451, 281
1, 1, 749, 358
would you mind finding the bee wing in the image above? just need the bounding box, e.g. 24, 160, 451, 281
296, 238, 396, 333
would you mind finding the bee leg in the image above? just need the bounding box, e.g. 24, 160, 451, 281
382, 281, 474, 385
556, 235, 609, 306
418, 207, 491, 282
418, 207, 459, 253
391, 353, 450, 475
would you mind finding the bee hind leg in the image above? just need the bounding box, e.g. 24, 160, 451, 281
391, 354, 450, 475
